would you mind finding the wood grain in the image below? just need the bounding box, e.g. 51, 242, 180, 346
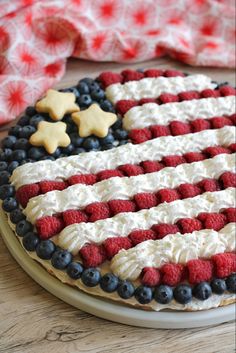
0, 57, 235, 353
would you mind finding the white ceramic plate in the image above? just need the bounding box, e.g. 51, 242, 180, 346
0, 208, 235, 329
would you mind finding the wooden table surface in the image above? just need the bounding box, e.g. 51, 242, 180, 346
0, 57, 235, 353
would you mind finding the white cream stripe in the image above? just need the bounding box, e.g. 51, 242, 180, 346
105, 75, 217, 104
111, 223, 236, 280
24, 153, 236, 224
56, 188, 235, 255
123, 96, 235, 130
11, 126, 235, 189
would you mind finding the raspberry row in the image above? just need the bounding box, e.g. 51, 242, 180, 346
115, 86, 236, 115
129, 114, 235, 144
34, 173, 236, 239
15, 144, 236, 207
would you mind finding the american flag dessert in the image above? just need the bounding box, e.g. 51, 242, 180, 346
0, 68, 235, 311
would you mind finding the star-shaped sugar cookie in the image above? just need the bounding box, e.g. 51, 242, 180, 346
29, 121, 71, 154
36, 89, 80, 121
72, 104, 117, 138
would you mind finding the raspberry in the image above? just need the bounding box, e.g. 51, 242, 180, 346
129, 229, 156, 245
198, 212, 227, 231
108, 200, 136, 215
16, 183, 40, 208
62, 209, 88, 226
151, 223, 180, 239
178, 91, 200, 101
162, 155, 186, 167
103, 237, 132, 259
149, 125, 171, 137
121, 69, 144, 82
212, 253, 236, 278
116, 100, 138, 115
98, 71, 123, 88
133, 193, 158, 210
139, 98, 157, 105
210, 116, 233, 129
39, 180, 67, 193
161, 263, 185, 286
219, 86, 236, 96
97, 169, 124, 181
229, 143, 236, 152
223, 208, 236, 223
197, 178, 220, 192
191, 118, 211, 132
184, 152, 206, 163
204, 146, 230, 157
170, 121, 192, 135
229, 113, 236, 125
164, 69, 185, 77
144, 69, 164, 77
200, 89, 220, 98
80, 244, 106, 267
36, 216, 64, 239
220, 172, 236, 188
187, 259, 214, 284
118, 164, 144, 176
177, 183, 201, 198
68, 174, 97, 186
157, 188, 180, 203
177, 218, 202, 233
159, 93, 179, 104
85, 202, 110, 222
129, 128, 152, 144
140, 160, 164, 173
141, 267, 161, 286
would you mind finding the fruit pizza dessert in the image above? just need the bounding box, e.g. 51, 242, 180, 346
0, 68, 235, 311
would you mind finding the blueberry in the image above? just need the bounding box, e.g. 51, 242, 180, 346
40, 155, 55, 161
83, 137, 100, 151
71, 147, 86, 155
36, 240, 55, 259
99, 133, 114, 146
2, 197, 18, 212
70, 133, 84, 147
10, 208, 25, 224
119, 140, 128, 146
113, 129, 128, 140
0, 161, 7, 171
81, 268, 101, 287
8, 161, 20, 173
16, 220, 33, 237
0, 171, 10, 185
174, 284, 192, 304
29, 114, 44, 127
193, 282, 212, 301
61, 87, 80, 98
226, 274, 236, 293
79, 77, 95, 85
20, 158, 33, 165
51, 249, 72, 269
25, 106, 37, 117
117, 280, 135, 299
9, 125, 22, 137
2, 136, 17, 149
66, 262, 84, 279
28, 147, 45, 160
154, 285, 173, 304
90, 88, 105, 101
100, 273, 119, 293
11, 149, 27, 162
134, 286, 153, 304
51, 148, 61, 158
101, 143, 113, 150
100, 100, 114, 112
111, 117, 123, 130
88, 81, 100, 91
0, 184, 15, 200
14, 138, 30, 150
211, 278, 227, 295
77, 81, 89, 95
23, 232, 39, 251
77, 94, 92, 107
18, 115, 29, 126
0, 148, 12, 161
19, 125, 36, 138
61, 144, 74, 154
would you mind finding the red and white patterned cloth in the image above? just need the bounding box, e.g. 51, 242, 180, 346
0, 0, 235, 125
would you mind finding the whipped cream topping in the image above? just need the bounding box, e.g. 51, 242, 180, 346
10, 126, 235, 189
111, 223, 236, 280
24, 153, 236, 223
56, 188, 235, 255
105, 75, 217, 103
123, 96, 236, 130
